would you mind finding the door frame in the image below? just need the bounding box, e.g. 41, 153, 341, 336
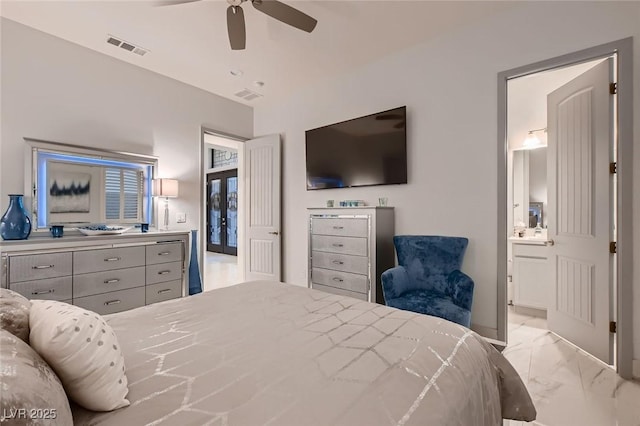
200, 128, 248, 284
206, 169, 238, 255
496, 38, 633, 378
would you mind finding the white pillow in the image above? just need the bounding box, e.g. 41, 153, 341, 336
29, 300, 130, 411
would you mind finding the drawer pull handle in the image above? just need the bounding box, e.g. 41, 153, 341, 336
158, 270, 171, 275
332, 260, 344, 265
32, 265, 54, 270
332, 243, 344, 248
104, 257, 121, 262
32, 289, 54, 295
104, 279, 120, 284
157, 289, 172, 295
104, 300, 121, 306
333, 226, 344, 230
332, 277, 344, 282
158, 252, 171, 256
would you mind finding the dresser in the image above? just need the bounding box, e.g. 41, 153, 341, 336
1, 231, 189, 315
308, 207, 394, 304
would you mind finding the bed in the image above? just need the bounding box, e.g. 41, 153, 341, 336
72, 281, 536, 425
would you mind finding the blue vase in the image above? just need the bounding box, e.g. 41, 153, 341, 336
188, 229, 203, 295
0, 194, 32, 240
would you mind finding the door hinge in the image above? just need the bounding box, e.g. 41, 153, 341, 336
609, 162, 617, 174
610, 241, 617, 254
610, 321, 617, 333
609, 82, 617, 95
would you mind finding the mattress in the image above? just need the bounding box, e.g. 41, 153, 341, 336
72, 281, 535, 425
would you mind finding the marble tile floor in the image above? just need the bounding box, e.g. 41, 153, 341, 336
503, 308, 640, 426
202, 251, 241, 292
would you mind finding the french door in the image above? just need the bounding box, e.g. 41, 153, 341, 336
207, 169, 238, 255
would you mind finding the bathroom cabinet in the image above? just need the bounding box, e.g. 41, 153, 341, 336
511, 240, 549, 311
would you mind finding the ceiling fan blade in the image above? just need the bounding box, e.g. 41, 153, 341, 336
251, 0, 317, 33
152, 0, 201, 6
227, 6, 246, 50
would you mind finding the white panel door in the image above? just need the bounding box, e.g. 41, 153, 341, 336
547, 58, 613, 364
244, 134, 281, 281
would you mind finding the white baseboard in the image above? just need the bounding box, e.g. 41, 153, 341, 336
632, 359, 640, 379
471, 323, 498, 340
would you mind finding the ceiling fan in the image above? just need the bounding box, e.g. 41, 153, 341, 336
159, 0, 318, 50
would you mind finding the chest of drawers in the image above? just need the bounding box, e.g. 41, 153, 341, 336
1, 232, 189, 315
308, 208, 394, 304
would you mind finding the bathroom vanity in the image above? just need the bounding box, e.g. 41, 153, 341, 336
509, 235, 550, 313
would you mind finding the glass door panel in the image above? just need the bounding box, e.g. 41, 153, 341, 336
206, 170, 238, 255
226, 177, 238, 255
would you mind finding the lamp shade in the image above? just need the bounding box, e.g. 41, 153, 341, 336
152, 179, 178, 198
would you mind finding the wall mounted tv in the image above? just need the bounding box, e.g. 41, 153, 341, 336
305, 106, 408, 190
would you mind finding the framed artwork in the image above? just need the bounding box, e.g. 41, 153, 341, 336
48, 171, 91, 213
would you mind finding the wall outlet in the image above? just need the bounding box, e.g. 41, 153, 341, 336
176, 212, 187, 223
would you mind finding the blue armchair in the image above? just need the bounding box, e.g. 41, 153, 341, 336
381, 235, 474, 327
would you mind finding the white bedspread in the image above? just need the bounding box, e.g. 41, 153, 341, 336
72, 281, 535, 425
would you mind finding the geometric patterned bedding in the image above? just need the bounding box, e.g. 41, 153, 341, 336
72, 280, 536, 425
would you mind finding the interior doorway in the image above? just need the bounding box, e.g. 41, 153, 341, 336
497, 38, 633, 379
506, 57, 616, 365
201, 131, 245, 292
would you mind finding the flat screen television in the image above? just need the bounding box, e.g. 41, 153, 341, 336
305, 106, 407, 190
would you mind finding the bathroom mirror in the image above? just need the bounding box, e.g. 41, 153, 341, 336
512, 147, 547, 228
26, 138, 157, 229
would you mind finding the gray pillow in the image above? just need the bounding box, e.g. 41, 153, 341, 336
0, 288, 30, 342
0, 329, 73, 425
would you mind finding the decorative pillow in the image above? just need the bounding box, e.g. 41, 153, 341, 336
0, 288, 31, 342
29, 300, 130, 412
0, 329, 73, 425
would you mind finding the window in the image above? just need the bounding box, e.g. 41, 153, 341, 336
105, 168, 144, 222
28, 139, 156, 229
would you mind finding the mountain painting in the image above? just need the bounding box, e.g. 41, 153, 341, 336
49, 172, 91, 213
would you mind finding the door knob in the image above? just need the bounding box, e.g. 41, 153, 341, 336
268, 231, 279, 235
545, 239, 555, 246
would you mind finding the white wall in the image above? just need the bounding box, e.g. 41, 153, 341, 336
254, 2, 640, 340
0, 18, 253, 236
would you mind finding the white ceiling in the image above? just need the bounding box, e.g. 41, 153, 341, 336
1, 1, 520, 107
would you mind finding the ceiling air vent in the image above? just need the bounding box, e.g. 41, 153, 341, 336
106, 35, 149, 57
234, 88, 263, 101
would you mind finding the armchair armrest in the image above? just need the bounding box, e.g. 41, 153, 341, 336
446, 270, 474, 310
381, 266, 410, 301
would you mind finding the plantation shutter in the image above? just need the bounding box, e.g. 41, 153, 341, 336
105, 168, 143, 222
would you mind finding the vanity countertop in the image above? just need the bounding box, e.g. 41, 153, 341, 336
508, 236, 548, 246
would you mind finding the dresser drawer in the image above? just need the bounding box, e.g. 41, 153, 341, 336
146, 261, 182, 285
311, 267, 368, 294
73, 266, 145, 298
74, 287, 145, 316
146, 243, 183, 265
9, 253, 72, 283
145, 280, 182, 305
311, 217, 368, 238
311, 251, 369, 275
10, 276, 72, 301
311, 283, 368, 301
311, 235, 368, 256
74, 247, 145, 274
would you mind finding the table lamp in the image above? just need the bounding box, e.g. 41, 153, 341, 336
152, 178, 178, 230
